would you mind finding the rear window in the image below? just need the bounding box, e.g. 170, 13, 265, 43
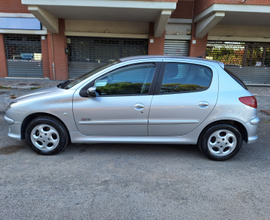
224, 68, 247, 90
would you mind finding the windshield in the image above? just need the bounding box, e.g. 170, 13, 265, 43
63, 60, 120, 89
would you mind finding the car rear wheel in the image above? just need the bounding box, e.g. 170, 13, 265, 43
25, 117, 69, 155
199, 124, 242, 161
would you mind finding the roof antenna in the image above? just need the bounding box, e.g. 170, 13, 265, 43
197, 51, 207, 58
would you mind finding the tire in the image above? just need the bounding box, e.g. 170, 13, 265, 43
199, 124, 242, 161
25, 117, 69, 155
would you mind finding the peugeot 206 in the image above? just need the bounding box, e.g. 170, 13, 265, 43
5, 56, 259, 161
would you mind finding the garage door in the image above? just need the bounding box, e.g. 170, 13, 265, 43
67, 37, 148, 79
164, 40, 189, 56
4, 34, 43, 78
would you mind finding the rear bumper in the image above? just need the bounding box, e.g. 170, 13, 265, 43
248, 135, 258, 144
246, 116, 260, 144
250, 117, 260, 126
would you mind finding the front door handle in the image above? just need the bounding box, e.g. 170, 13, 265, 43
198, 101, 209, 108
134, 103, 144, 111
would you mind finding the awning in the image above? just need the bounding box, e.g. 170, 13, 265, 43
194, 4, 270, 38
21, 0, 177, 37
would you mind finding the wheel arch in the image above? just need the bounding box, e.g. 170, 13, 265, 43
198, 120, 248, 144
21, 113, 71, 142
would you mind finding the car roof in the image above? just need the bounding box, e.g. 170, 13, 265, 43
119, 55, 224, 69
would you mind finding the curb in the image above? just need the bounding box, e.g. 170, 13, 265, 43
261, 110, 270, 116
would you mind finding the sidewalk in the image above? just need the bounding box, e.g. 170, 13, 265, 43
0, 78, 62, 90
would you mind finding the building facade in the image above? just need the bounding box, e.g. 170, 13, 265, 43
0, 0, 270, 84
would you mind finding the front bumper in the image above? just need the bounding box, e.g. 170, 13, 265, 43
4, 115, 14, 125
4, 115, 22, 141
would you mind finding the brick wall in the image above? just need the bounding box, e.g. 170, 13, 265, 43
0, 0, 29, 13
148, 22, 165, 55
171, 0, 194, 19
0, 34, 8, 78
194, 0, 270, 16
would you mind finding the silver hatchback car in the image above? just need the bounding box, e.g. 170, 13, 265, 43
5, 56, 259, 160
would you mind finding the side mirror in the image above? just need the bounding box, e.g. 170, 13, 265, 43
87, 87, 97, 97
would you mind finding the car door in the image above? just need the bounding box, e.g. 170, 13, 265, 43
148, 62, 218, 136
73, 62, 158, 136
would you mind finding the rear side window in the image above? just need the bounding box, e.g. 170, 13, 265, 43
160, 63, 212, 94
224, 68, 247, 90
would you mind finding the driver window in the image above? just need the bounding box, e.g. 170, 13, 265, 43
94, 63, 156, 95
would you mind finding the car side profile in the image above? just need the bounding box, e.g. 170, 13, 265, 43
4, 56, 259, 160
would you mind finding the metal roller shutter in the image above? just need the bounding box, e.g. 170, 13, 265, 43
67, 37, 148, 79
207, 41, 270, 84
4, 35, 43, 78
164, 40, 189, 56
225, 66, 270, 84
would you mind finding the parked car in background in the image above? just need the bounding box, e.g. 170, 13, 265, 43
5, 56, 259, 160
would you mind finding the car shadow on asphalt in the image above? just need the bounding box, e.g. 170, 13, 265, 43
65, 143, 204, 159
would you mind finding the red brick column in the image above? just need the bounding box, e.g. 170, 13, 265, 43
48, 18, 68, 80
148, 22, 165, 55
189, 22, 208, 58
0, 34, 8, 78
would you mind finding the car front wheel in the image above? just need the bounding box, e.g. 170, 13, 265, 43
199, 124, 242, 161
25, 117, 69, 155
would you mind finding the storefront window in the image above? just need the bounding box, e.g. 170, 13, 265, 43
206, 41, 270, 67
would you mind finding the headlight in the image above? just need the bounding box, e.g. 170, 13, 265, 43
6, 102, 17, 112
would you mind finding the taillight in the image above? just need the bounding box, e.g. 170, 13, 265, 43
239, 96, 257, 108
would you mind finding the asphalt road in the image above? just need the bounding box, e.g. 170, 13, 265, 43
0, 87, 270, 220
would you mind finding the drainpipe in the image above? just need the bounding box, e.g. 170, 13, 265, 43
192, 0, 195, 18
50, 33, 56, 80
